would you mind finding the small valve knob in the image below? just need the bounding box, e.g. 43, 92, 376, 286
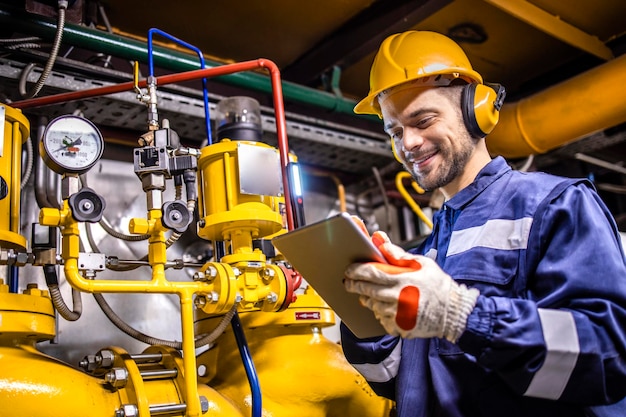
68, 188, 106, 223
161, 200, 191, 233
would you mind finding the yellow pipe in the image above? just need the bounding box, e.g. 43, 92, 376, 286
332, 176, 347, 213
487, 53, 626, 158
0, 343, 121, 417
145, 209, 168, 285
39, 195, 292, 415
38, 202, 196, 294
39, 201, 209, 416
395, 172, 433, 230
197, 297, 394, 417
1, 341, 244, 417
180, 294, 201, 417
204, 329, 383, 416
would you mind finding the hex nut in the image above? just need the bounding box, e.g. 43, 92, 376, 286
194, 295, 207, 308
116, 404, 138, 417
193, 271, 206, 281
260, 268, 275, 281
15, 252, 31, 266
105, 367, 129, 389
98, 349, 115, 368
79, 354, 98, 372
207, 266, 217, 278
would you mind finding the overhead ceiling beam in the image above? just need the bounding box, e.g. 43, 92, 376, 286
282, 0, 453, 86
484, 0, 614, 61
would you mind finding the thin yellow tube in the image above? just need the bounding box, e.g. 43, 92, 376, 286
180, 294, 201, 417
395, 172, 433, 230
40, 201, 208, 416
332, 176, 347, 213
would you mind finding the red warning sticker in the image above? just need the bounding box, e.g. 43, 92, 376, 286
295, 311, 321, 320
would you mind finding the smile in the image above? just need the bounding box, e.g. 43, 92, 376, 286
412, 150, 438, 168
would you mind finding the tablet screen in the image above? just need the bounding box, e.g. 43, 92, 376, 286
272, 212, 387, 338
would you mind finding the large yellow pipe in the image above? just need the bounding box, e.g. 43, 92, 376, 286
486, 54, 626, 158
0, 343, 246, 417
196, 289, 394, 417
0, 344, 121, 417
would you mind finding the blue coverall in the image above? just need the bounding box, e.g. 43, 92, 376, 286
341, 156, 626, 417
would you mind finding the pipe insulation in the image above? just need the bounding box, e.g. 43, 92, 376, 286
487, 53, 626, 158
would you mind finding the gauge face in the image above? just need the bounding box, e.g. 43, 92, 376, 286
41, 115, 104, 174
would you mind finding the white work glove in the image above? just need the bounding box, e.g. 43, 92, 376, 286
344, 231, 479, 342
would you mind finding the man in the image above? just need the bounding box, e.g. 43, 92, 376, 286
340, 30, 626, 417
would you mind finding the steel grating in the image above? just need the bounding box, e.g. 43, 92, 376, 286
0, 58, 393, 175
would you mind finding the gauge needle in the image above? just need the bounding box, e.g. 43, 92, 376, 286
52, 136, 82, 153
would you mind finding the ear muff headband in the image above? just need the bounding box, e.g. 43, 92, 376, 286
461, 83, 506, 138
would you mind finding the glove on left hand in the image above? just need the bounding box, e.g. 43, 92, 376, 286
344, 238, 479, 342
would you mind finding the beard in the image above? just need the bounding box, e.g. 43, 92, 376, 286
403, 129, 476, 191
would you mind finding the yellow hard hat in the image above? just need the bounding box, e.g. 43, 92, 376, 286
354, 31, 483, 117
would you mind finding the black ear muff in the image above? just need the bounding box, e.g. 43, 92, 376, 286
461, 83, 506, 138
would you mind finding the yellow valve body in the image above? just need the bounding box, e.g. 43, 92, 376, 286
197, 139, 284, 241
0, 104, 30, 250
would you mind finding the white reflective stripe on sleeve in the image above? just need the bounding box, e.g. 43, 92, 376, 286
524, 309, 580, 400
352, 339, 402, 383
447, 217, 533, 256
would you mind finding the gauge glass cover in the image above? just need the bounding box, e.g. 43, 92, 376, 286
42, 115, 104, 174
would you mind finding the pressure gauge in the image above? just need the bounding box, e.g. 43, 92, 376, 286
41, 115, 104, 175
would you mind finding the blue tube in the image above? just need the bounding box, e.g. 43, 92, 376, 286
8, 265, 19, 293
231, 312, 262, 417
147, 28, 213, 144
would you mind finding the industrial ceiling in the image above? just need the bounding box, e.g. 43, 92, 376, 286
1, 0, 626, 227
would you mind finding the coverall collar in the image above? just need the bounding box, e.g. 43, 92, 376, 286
443, 156, 511, 211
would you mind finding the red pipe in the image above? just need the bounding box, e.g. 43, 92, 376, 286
12, 59, 295, 231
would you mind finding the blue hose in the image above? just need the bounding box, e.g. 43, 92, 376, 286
8, 265, 18, 293
231, 312, 262, 417
147, 28, 213, 144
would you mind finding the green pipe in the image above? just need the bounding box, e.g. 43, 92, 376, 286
0, 4, 372, 119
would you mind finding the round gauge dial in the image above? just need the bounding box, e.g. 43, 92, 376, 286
41, 115, 104, 174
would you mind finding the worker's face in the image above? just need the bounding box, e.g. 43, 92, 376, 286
380, 86, 476, 192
